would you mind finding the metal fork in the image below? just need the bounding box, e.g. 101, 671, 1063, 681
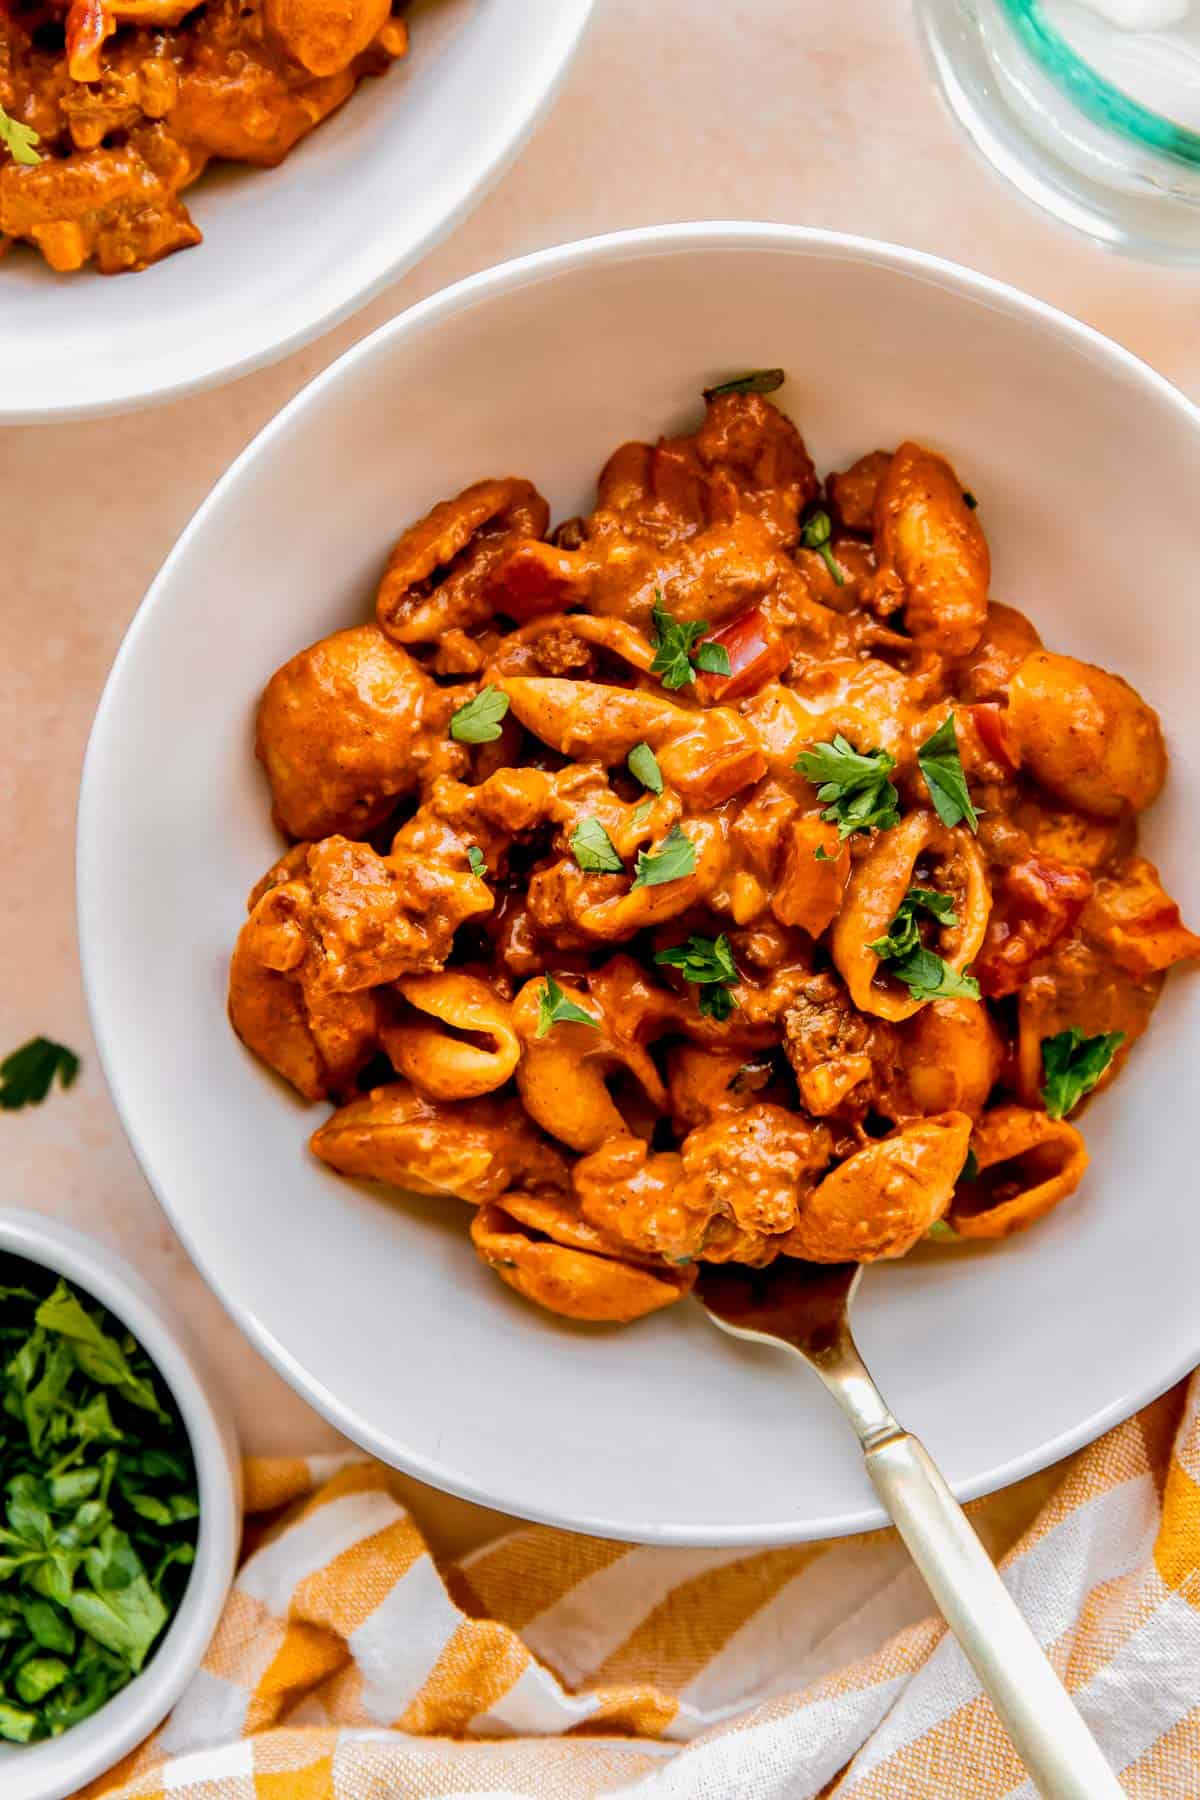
695, 1260, 1124, 1800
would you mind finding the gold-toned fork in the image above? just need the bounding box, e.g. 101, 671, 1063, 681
695, 1260, 1124, 1800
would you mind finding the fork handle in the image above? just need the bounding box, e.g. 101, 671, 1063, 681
864, 1432, 1124, 1799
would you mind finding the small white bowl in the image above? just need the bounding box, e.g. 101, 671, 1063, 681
0, 1210, 240, 1800
0, 0, 595, 423
78, 223, 1200, 1544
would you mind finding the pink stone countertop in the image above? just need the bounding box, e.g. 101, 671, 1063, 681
2, 0, 1197, 1559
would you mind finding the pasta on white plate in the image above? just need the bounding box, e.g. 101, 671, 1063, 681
228, 375, 1200, 1323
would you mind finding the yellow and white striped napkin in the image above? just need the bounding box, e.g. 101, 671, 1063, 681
85, 1373, 1200, 1798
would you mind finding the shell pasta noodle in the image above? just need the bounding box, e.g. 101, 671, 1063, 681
0, 0, 411, 273
227, 381, 1200, 1325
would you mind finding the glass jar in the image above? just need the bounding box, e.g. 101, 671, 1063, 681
916, 0, 1200, 262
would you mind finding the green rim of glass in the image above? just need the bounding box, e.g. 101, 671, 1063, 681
1000, 0, 1200, 167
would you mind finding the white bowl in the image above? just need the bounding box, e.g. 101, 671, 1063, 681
0, 1210, 240, 1800
78, 223, 1200, 1545
0, 0, 594, 424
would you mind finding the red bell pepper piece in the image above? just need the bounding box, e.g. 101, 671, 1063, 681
976, 854, 1092, 998
697, 607, 790, 703
965, 702, 1020, 773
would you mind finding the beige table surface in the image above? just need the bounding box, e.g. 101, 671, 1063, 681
3, 0, 1198, 1562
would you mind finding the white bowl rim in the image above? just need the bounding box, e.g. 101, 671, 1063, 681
0, 0, 597, 426
0, 1208, 240, 1797
78, 220, 1200, 1543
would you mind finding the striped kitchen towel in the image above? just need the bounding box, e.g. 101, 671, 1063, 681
85, 1372, 1200, 1798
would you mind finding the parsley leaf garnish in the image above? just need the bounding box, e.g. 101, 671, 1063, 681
883, 947, 980, 1003
868, 886, 959, 960
702, 368, 785, 401
699, 986, 736, 1022
0, 105, 42, 166
466, 846, 486, 877
535, 975, 598, 1038
794, 735, 900, 839
960, 1147, 979, 1182
800, 510, 845, 585
868, 888, 980, 1002
627, 742, 663, 793
1, 1038, 80, 1112
1040, 1028, 1125, 1120
693, 640, 732, 676
917, 713, 979, 832
570, 817, 624, 874
654, 933, 738, 1020
449, 687, 510, 743
648, 599, 728, 689
630, 798, 656, 828
0, 1254, 200, 1742
632, 824, 697, 888
650, 601, 705, 689
927, 1220, 961, 1242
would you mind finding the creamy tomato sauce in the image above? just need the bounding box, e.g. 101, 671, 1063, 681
228, 381, 1199, 1324
0, 0, 407, 271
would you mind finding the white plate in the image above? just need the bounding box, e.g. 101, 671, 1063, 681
78, 224, 1200, 1544
0, 0, 594, 423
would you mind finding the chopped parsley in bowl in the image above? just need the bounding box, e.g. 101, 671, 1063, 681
0, 1255, 200, 1745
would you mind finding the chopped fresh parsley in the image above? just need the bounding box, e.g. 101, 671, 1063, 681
880, 945, 979, 1003
868, 887, 959, 961
648, 599, 729, 690
570, 817, 624, 874
800, 510, 845, 586
535, 975, 598, 1038
869, 888, 980, 1002
699, 988, 735, 1022
0, 105, 42, 166
693, 640, 732, 677
927, 1220, 961, 1242
702, 368, 785, 401
794, 735, 900, 839
627, 742, 663, 793
630, 798, 656, 829
0, 1255, 199, 1741
632, 824, 697, 888
960, 1147, 979, 1182
1, 1038, 80, 1112
1040, 1028, 1125, 1120
449, 686, 510, 743
813, 843, 833, 861
649, 601, 705, 690
466, 846, 486, 877
917, 713, 979, 832
654, 933, 738, 1020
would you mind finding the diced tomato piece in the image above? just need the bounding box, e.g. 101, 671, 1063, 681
966, 702, 1020, 772
697, 607, 791, 703
976, 854, 1092, 998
